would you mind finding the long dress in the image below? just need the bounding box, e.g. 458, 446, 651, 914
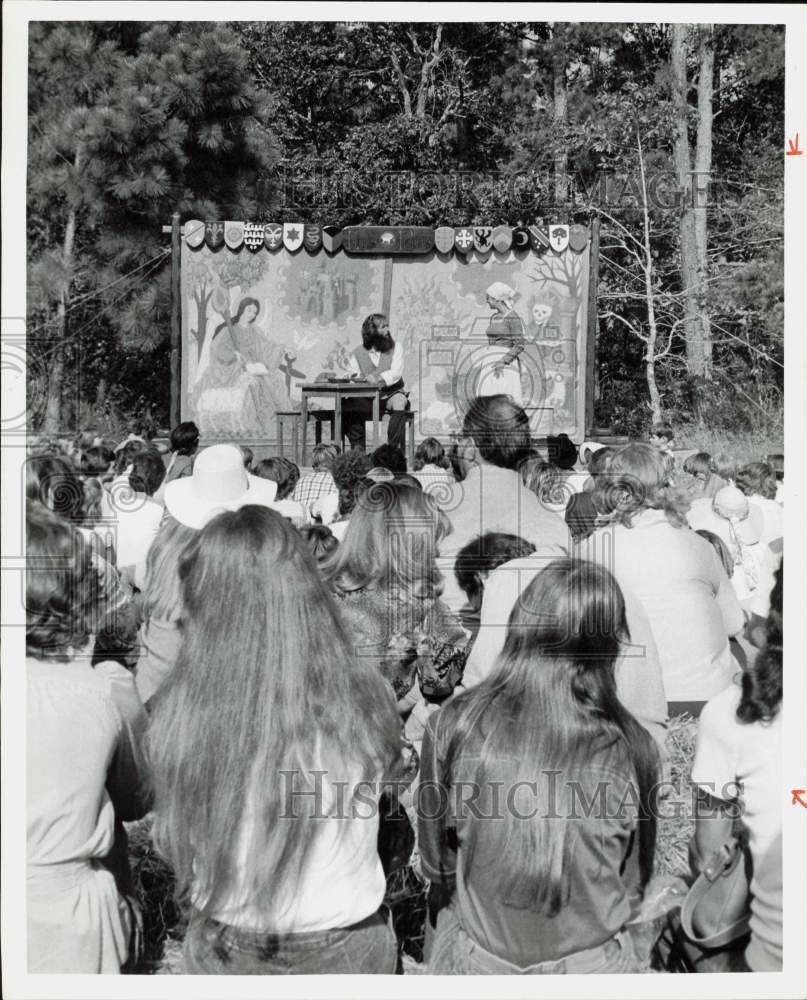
475, 310, 525, 405
194, 321, 290, 436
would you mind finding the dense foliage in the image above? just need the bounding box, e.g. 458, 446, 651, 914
27, 20, 783, 437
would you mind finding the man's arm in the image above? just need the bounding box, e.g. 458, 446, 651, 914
379, 342, 404, 385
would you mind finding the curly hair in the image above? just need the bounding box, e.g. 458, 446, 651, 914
253, 457, 300, 500
735, 462, 777, 501
26, 503, 101, 660
594, 442, 690, 529
331, 450, 374, 516
26, 454, 85, 521
737, 561, 782, 724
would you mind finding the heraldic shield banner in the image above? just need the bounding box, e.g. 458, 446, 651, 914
181, 237, 591, 444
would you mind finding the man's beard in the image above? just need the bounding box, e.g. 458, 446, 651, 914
367, 332, 394, 353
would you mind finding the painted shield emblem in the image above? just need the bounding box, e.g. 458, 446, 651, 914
568, 223, 589, 252
283, 222, 304, 252
528, 225, 551, 253
454, 227, 474, 254
322, 225, 342, 253
244, 223, 264, 252
304, 224, 322, 251
434, 226, 455, 254
224, 221, 245, 250
184, 219, 205, 249
205, 221, 224, 250
512, 227, 530, 251
473, 227, 493, 253
264, 223, 282, 250
492, 225, 513, 253
549, 225, 570, 253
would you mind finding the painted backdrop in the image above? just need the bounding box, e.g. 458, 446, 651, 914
181, 242, 590, 443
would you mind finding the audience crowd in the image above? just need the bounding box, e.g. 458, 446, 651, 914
24, 401, 784, 975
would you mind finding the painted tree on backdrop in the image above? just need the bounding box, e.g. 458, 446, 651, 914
27, 22, 281, 432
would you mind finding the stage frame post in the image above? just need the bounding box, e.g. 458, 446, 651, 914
170, 211, 181, 428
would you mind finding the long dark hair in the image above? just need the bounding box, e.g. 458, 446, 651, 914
439, 558, 659, 914
737, 561, 782, 724
213, 296, 260, 340
148, 506, 401, 921
361, 313, 394, 353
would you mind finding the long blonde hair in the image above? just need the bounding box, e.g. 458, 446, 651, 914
141, 515, 197, 622
595, 442, 690, 528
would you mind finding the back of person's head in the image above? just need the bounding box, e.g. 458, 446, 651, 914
446, 438, 466, 482
26, 502, 99, 660
80, 445, 115, 477
26, 453, 84, 522
414, 437, 449, 471
141, 516, 198, 622
442, 557, 658, 913
371, 443, 407, 475
147, 505, 401, 920
546, 433, 578, 471
240, 445, 254, 472
322, 481, 449, 599
682, 451, 714, 479
393, 472, 422, 491
299, 524, 339, 563
462, 395, 532, 470
253, 457, 300, 500
331, 451, 374, 517
311, 442, 340, 472
170, 421, 200, 456
81, 477, 104, 525
738, 560, 782, 724
454, 532, 536, 612
650, 424, 674, 444
129, 449, 166, 498
115, 439, 148, 476
712, 452, 736, 483
735, 461, 777, 501
766, 453, 784, 481
519, 453, 561, 504
588, 446, 614, 479
695, 528, 734, 578
595, 441, 689, 528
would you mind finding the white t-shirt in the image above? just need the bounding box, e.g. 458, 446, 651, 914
691, 684, 782, 971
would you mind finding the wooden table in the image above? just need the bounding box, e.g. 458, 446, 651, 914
298, 381, 382, 465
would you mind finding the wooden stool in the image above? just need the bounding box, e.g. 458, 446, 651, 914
276, 411, 336, 462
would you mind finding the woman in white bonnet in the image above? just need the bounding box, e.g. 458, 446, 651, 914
475, 281, 526, 405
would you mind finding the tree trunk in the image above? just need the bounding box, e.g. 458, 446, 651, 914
670, 24, 707, 378
551, 26, 569, 206
42, 180, 79, 433
694, 25, 714, 377
638, 132, 663, 425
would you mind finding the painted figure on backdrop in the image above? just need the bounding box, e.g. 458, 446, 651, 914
193, 297, 292, 436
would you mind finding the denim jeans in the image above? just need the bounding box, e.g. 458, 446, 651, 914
430, 904, 641, 974
183, 905, 399, 975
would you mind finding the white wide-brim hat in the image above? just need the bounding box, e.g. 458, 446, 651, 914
688, 487, 763, 547
164, 444, 278, 529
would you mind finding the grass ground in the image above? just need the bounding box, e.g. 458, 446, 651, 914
126, 714, 699, 975
673, 420, 783, 469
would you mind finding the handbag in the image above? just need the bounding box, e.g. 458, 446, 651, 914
653, 833, 752, 972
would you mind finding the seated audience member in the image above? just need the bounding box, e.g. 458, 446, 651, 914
463, 546, 668, 749
649, 423, 675, 457
712, 452, 737, 487
26, 504, 148, 973
688, 485, 778, 618
103, 439, 149, 520
252, 457, 306, 526
240, 445, 254, 473
113, 449, 166, 589
321, 481, 467, 714
519, 453, 564, 512
80, 445, 116, 480
734, 462, 783, 548
393, 472, 423, 491
413, 438, 456, 496
149, 506, 403, 974
164, 421, 199, 484
690, 563, 783, 972
419, 558, 659, 974
371, 443, 408, 476
299, 524, 339, 564
318, 450, 374, 540
581, 443, 744, 716
546, 432, 578, 472
766, 453, 784, 504
682, 452, 726, 501
565, 445, 615, 541
453, 532, 536, 641
436, 396, 569, 614
292, 442, 340, 513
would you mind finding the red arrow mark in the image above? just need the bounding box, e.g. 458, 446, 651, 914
786, 134, 803, 156
792, 789, 807, 808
